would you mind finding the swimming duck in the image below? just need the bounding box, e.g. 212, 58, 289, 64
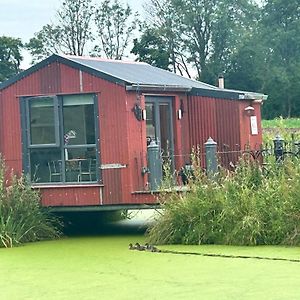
134, 242, 146, 251
145, 243, 161, 252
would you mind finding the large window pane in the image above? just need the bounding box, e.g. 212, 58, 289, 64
25, 94, 98, 184
63, 95, 95, 146
29, 97, 56, 145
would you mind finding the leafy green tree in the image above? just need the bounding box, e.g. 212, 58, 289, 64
137, 0, 258, 82
140, 0, 192, 76
174, 0, 259, 82
26, 25, 62, 64
0, 36, 23, 82
259, 0, 300, 118
27, 0, 94, 63
225, 31, 268, 93
204, 0, 260, 83
131, 26, 171, 70
225, 0, 300, 118
93, 0, 139, 59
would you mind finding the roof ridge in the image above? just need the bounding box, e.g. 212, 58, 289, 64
63, 54, 149, 65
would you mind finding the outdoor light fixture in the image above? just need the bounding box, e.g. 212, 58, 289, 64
244, 105, 255, 116
178, 109, 183, 120
142, 109, 146, 120
132, 104, 143, 121
178, 99, 184, 120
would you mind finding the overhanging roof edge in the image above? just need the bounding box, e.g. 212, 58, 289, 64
190, 87, 268, 101
0, 54, 128, 91
190, 87, 241, 100
126, 84, 191, 92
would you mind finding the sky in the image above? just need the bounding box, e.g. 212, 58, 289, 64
0, 0, 145, 68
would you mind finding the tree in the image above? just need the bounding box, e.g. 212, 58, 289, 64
259, 0, 300, 118
26, 25, 63, 64
204, 0, 260, 83
27, 0, 94, 62
131, 26, 171, 70
224, 0, 300, 118
0, 36, 23, 82
140, 0, 192, 76
136, 0, 258, 82
93, 0, 139, 60
225, 39, 267, 92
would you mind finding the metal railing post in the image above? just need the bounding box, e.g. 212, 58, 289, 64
147, 140, 163, 190
205, 137, 218, 177
273, 135, 284, 162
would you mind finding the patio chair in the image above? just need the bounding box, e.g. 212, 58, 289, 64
48, 160, 62, 182
78, 159, 96, 182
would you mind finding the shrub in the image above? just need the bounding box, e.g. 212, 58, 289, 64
0, 159, 62, 248
147, 159, 300, 246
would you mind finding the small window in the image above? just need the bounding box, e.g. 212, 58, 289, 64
22, 94, 99, 184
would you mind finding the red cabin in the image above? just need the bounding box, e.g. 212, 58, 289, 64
0, 54, 267, 211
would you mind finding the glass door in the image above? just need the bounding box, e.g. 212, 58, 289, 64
145, 96, 174, 172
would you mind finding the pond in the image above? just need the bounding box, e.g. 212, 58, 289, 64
1, 210, 300, 300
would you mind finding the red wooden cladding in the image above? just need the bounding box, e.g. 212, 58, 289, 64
60, 63, 80, 93
215, 99, 240, 150
131, 192, 159, 204
187, 95, 241, 150
187, 96, 217, 151
40, 186, 101, 206
1, 84, 23, 166
187, 95, 244, 168
40, 63, 61, 94
101, 169, 123, 205
126, 92, 147, 192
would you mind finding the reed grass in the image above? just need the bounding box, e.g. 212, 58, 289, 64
0, 158, 61, 248
147, 159, 300, 246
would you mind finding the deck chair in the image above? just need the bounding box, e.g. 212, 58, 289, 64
78, 159, 96, 182
48, 160, 62, 182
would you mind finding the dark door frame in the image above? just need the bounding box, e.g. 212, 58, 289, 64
145, 96, 175, 170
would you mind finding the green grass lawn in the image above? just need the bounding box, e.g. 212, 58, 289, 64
262, 117, 300, 142
1, 234, 300, 300
262, 117, 300, 129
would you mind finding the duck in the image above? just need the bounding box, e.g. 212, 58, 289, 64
134, 242, 146, 251
145, 243, 161, 252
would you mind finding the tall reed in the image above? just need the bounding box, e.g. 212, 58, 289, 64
147, 159, 300, 246
0, 159, 61, 248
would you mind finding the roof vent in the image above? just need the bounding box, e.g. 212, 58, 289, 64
218, 74, 224, 89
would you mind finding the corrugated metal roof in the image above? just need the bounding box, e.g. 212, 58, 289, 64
0, 54, 268, 101
66, 55, 217, 90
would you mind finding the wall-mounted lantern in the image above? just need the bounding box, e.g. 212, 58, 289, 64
244, 105, 255, 116
178, 99, 184, 120
132, 104, 145, 121
178, 109, 183, 120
